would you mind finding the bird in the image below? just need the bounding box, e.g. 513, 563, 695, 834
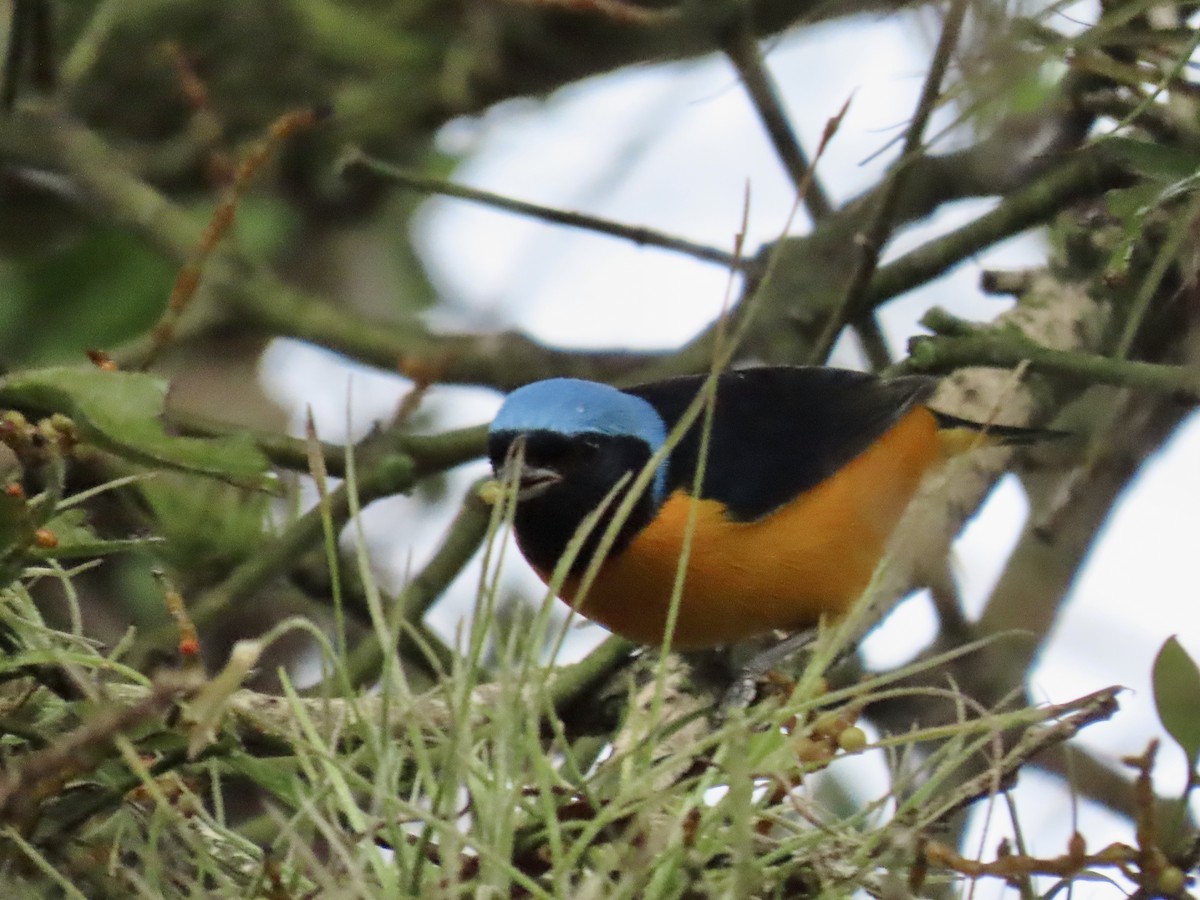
487, 366, 1045, 650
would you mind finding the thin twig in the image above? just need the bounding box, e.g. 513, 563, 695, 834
169, 410, 349, 477
810, 0, 970, 363
141, 107, 325, 371
497, 0, 681, 26
862, 145, 1126, 311
722, 13, 899, 368
914, 686, 1122, 828
721, 22, 834, 221
128, 423, 486, 661
339, 146, 748, 272
851, 314, 893, 370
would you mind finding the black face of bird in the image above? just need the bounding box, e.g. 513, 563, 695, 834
487, 429, 660, 574
487, 432, 559, 502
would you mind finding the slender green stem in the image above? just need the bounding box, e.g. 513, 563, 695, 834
341, 485, 493, 688
548, 636, 634, 712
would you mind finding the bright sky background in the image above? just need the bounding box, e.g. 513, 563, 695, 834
262, 4, 1200, 891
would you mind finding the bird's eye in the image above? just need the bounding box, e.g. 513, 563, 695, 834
523, 432, 594, 469
531, 441, 571, 467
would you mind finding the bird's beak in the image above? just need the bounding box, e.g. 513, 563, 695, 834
485, 460, 563, 504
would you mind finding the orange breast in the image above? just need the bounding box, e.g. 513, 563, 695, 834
551, 407, 945, 648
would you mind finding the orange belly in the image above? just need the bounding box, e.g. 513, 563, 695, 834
549, 407, 944, 648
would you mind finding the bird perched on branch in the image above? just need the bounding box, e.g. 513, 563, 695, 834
487, 366, 1044, 650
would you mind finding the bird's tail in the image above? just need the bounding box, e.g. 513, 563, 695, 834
932, 411, 1070, 457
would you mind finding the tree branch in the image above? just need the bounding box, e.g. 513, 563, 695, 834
340, 147, 746, 271
720, 20, 833, 220
860, 146, 1129, 313
128, 419, 487, 662
0, 107, 677, 389
907, 308, 1200, 400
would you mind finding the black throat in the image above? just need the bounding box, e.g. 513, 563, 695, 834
489, 429, 662, 576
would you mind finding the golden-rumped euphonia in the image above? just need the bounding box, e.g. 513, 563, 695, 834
487, 366, 1042, 649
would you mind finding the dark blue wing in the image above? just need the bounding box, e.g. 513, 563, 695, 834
625, 367, 936, 521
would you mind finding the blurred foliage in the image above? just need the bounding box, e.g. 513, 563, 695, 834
0, 574, 1146, 896
140, 475, 271, 578
0, 226, 172, 364
0, 195, 300, 366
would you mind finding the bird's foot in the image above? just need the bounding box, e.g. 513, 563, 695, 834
720, 629, 819, 711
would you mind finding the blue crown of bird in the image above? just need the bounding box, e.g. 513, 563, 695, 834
486, 366, 1045, 649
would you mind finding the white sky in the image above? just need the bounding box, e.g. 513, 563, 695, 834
262, 5, 1200, 892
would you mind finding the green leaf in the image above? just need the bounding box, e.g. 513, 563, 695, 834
29, 509, 164, 561
0, 489, 34, 553
0, 367, 276, 491
1152, 636, 1200, 771
1105, 182, 1161, 226
0, 227, 171, 365
1104, 136, 1200, 185
223, 752, 304, 806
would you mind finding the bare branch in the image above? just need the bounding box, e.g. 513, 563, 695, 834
339, 147, 746, 271
810, 0, 970, 363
